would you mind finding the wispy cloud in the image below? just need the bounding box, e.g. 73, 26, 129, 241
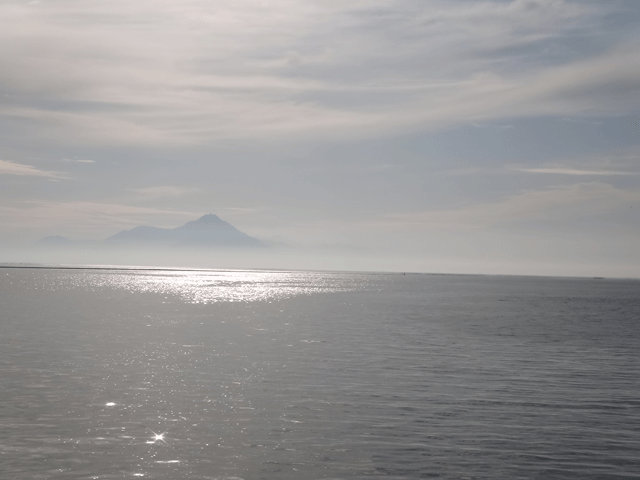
62, 158, 95, 163
510, 146, 640, 177
0, 0, 633, 145
0, 159, 66, 179
515, 167, 638, 176
373, 182, 640, 231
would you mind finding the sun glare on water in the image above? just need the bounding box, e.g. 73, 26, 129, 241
61, 269, 364, 304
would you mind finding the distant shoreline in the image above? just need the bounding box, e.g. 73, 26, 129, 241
2, 263, 639, 281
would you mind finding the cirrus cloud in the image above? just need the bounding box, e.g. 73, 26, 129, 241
0, 159, 67, 179
0, 0, 634, 146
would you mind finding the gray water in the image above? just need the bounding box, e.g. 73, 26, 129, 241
1, 267, 639, 479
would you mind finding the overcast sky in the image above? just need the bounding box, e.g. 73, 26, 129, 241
1, 0, 639, 276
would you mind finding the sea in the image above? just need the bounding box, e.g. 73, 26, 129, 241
1, 266, 639, 480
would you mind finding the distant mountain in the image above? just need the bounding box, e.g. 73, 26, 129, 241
39, 214, 265, 249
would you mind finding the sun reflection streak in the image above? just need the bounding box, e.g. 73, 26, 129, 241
55, 269, 369, 304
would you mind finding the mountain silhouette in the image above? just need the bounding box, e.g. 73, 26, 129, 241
39, 214, 264, 248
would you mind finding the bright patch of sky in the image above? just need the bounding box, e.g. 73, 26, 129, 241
1, 0, 639, 276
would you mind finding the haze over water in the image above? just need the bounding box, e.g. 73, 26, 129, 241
1, 267, 639, 479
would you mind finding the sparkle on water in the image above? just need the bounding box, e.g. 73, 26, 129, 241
52, 268, 367, 304
145, 428, 169, 445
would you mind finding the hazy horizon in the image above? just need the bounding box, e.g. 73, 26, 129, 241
2, 0, 639, 277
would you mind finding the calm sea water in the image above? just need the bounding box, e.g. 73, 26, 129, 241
1, 267, 639, 480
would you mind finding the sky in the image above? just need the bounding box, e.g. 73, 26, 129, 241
1, 0, 639, 276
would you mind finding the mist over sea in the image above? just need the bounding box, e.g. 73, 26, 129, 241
1, 266, 639, 479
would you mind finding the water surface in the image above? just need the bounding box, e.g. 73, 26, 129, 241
1, 268, 639, 479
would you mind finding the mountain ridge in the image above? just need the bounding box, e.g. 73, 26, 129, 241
38, 214, 265, 249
